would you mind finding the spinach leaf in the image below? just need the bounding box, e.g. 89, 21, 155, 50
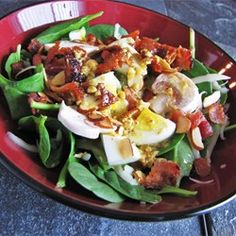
184, 58, 212, 95
5, 44, 21, 79
165, 138, 194, 183
78, 138, 110, 170
0, 64, 45, 119
158, 134, 185, 156
36, 11, 103, 44
87, 24, 128, 40
68, 162, 124, 203
1, 84, 31, 119
57, 132, 76, 188
30, 101, 60, 111
89, 163, 161, 204
156, 185, 197, 197
18, 115, 64, 168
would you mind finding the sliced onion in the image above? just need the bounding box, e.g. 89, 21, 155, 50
220, 116, 230, 140
189, 177, 214, 184
192, 74, 230, 84
212, 81, 229, 93
15, 66, 36, 79
205, 126, 221, 163
6, 132, 38, 153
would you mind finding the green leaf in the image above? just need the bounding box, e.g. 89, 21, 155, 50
158, 134, 185, 156
68, 162, 124, 203
156, 185, 197, 197
89, 163, 161, 203
56, 132, 76, 188
0, 64, 45, 120
14, 64, 45, 93
18, 116, 65, 168
78, 138, 110, 170
2, 85, 31, 120
5, 44, 21, 79
87, 24, 128, 40
165, 138, 194, 183
36, 11, 104, 44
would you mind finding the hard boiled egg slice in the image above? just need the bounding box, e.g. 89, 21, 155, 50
58, 102, 115, 139
128, 108, 176, 145
151, 72, 201, 113
102, 134, 141, 166
89, 72, 121, 96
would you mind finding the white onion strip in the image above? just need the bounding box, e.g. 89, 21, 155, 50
15, 66, 36, 79
7, 131, 38, 153
220, 116, 230, 140
192, 74, 230, 84
205, 126, 221, 163
189, 177, 214, 184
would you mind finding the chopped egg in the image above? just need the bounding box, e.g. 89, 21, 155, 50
151, 72, 201, 113
128, 108, 176, 145
58, 102, 115, 139
102, 134, 141, 165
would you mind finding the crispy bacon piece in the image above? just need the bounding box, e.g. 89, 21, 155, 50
124, 30, 140, 40
135, 37, 192, 71
97, 84, 117, 108
141, 159, 180, 189
124, 87, 138, 110
45, 58, 66, 76
96, 46, 127, 75
50, 82, 84, 101
198, 119, 213, 139
94, 116, 113, 128
207, 103, 225, 124
27, 39, 43, 54
32, 54, 42, 66
193, 158, 211, 177
188, 110, 204, 129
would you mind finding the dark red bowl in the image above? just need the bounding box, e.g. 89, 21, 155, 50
0, 0, 235, 221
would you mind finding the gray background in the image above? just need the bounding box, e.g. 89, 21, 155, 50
0, 0, 235, 235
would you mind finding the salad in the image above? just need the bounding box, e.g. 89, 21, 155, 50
0, 11, 234, 204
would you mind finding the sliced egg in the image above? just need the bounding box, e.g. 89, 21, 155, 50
128, 108, 176, 145
102, 134, 141, 166
44, 40, 99, 54
151, 72, 201, 113
58, 102, 115, 139
113, 165, 138, 185
89, 72, 121, 96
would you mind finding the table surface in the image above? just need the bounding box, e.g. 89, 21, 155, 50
0, 0, 235, 235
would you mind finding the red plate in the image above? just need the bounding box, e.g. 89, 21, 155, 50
0, 0, 235, 221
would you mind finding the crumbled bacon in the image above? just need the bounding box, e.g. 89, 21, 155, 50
96, 46, 127, 75
50, 82, 84, 101
141, 159, 180, 189
27, 39, 43, 54
97, 84, 117, 108
207, 103, 225, 124
45, 57, 66, 76
32, 54, 42, 66
124, 87, 138, 110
